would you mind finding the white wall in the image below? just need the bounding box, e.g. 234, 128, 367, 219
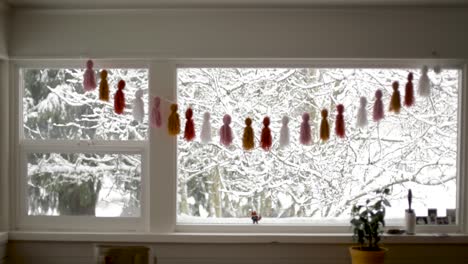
8, 8, 468, 59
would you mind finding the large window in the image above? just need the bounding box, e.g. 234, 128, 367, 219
177, 67, 460, 226
18, 65, 148, 230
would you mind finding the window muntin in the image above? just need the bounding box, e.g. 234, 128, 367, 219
22, 68, 149, 141
27, 152, 141, 217
176, 67, 459, 225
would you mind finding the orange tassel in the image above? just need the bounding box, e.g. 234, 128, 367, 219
99, 70, 109, 102
114, 80, 125, 114
320, 109, 330, 141
389, 81, 401, 113
167, 104, 180, 136
242, 118, 255, 150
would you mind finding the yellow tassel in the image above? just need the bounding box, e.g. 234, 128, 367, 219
389, 81, 401, 113
99, 70, 109, 102
320, 109, 330, 141
168, 104, 180, 135
242, 118, 255, 150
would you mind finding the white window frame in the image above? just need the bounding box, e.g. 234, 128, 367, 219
11, 60, 150, 232
168, 59, 468, 234
10, 59, 468, 235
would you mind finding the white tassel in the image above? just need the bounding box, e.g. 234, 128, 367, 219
200, 112, 212, 144
418, 66, 431, 97
132, 89, 144, 122
356, 96, 368, 128
279, 116, 290, 148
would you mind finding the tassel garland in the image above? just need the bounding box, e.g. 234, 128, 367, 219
200, 112, 212, 144
83, 60, 97, 92
335, 104, 346, 138
99, 70, 109, 101
220, 114, 233, 147
260, 117, 272, 151
389, 81, 401, 113
150, 96, 162, 128
320, 109, 330, 141
356, 97, 368, 128
184, 108, 196, 141
279, 116, 290, 148
404, 73, 415, 107
242, 118, 255, 150
167, 104, 181, 136
418, 66, 431, 97
114, 80, 126, 115
373, 90, 384, 122
132, 89, 144, 122
299, 113, 312, 145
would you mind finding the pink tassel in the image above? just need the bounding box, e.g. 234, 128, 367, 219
83, 60, 97, 92
373, 89, 385, 122
335, 104, 346, 138
299, 113, 312, 145
150, 96, 162, 128
220, 114, 233, 147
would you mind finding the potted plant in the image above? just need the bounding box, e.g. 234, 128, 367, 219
349, 188, 390, 264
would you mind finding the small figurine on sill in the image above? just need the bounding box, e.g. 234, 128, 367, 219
251, 210, 262, 224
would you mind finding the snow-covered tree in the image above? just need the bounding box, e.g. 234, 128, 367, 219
177, 68, 458, 223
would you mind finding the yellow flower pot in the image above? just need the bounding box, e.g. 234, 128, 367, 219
349, 246, 388, 264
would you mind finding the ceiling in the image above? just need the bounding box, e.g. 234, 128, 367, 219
6, 0, 468, 8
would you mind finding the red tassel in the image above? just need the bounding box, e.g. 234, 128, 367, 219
114, 80, 125, 114
184, 108, 196, 141
335, 104, 346, 138
260, 117, 272, 151
404, 73, 415, 107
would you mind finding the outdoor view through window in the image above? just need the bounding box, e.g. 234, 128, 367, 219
177, 68, 459, 225
23, 68, 148, 217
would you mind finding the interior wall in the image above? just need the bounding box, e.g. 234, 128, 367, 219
5, 6, 468, 264
8, 8, 468, 59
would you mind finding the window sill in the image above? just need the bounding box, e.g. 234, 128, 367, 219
7, 231, 468, 244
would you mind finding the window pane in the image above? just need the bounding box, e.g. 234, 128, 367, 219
27, 152, 141, 217
177, 68, 459, 225
22, 68, 149, 140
